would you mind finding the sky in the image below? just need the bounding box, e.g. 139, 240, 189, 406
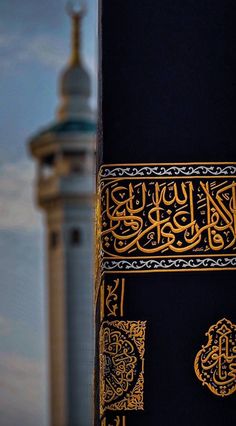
0, 0, 97, 424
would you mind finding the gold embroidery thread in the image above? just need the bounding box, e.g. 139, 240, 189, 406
100, 320, 146, 415
101, 416, 126, 426
101, 180, 236, 255
194, 318, 236, 397
98, 163, 236, 273
100, 278, 125, 322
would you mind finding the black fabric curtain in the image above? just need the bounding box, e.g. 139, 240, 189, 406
95, 2, 236, 425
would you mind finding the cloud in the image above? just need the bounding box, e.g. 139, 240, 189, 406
0, 315, 12, 337
0, 29, 96, 106
0, 34, 17, 48
0, 352, 47, 426
28, 35, 67, 69
0, 29, 96, 75
0, 159, 41, 231
0, 31, 67, 73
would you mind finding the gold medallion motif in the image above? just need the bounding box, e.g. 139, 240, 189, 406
194, 318, 236, 397
99, 320, 146, 415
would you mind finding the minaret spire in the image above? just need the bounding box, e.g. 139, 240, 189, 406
57, 0, 92, 122
67, 1, 85, 66
71, 13, 81, 65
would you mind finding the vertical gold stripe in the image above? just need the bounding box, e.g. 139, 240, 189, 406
120, 278, 125, 317
233, 182, 236, 235
100, 280, 104, 322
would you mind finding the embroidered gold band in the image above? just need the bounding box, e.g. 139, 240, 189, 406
98, 163, 236, 273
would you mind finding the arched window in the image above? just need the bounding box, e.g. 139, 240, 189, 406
50, 231, 59, 249
71, 228, 81, 246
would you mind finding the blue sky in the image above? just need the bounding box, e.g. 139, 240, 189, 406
0, 1, 96, 424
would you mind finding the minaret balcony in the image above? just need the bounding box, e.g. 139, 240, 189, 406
37, 174, 94, 207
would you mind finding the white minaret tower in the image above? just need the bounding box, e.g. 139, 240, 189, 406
29, 3, 95, 426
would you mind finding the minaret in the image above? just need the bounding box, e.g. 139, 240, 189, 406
29, 4, 95, 426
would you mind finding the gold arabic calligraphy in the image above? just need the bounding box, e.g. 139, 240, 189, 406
101, 179, 236, 256
100, 278, 125, 321
194, 318, 236, 397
